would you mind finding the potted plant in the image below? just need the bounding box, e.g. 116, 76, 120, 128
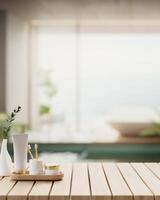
140, 122, 160, 137
0, 106, 21, 176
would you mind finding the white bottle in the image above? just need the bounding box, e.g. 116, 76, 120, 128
12, 134, 28, 173
0, 139, 12, 176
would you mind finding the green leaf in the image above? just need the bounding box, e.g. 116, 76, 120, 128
0, 106, 22, 139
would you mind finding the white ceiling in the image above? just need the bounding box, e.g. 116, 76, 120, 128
0, 0, 160, 21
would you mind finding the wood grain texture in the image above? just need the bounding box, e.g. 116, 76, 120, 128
8, 181, 34, 200
0, 177, 16, 200
1, 163, 160, 200
50, 164, 72, 200
88, 163, 111, 200
71, 163, 90, 200
117, 163, 153, 200
29, 181, 52, 200
145, 163, 160, 179
103, 163, 132, 200
10, 172, 63, 181
131, 163, 160, 200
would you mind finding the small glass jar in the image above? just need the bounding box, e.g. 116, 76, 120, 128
45, 164, 59, 175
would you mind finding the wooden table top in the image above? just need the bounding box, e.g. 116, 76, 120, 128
1, 162, 160, 200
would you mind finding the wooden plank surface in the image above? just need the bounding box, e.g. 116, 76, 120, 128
50, 164, 72, 200
8, 181, 34, 200
0, 177, 16, 200
117, 163, 153, 200
71, 163, 90, 200
145, 163, 160, 179
29, 181, 52, 200
1, 163, 160, 200
103, 163, 132, 200
131, 163, 160, 200
88, 163, 111, 200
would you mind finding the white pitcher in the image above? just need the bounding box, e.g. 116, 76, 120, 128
0, 139, 12, 176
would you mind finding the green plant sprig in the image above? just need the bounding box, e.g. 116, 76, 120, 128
0, 106, 21, 139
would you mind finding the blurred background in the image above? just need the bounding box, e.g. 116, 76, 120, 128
1, 0, 160, 162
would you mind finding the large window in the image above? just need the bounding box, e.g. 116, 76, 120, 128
31, 24, 160, 140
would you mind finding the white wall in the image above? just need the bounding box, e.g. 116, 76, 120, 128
6, 12, 29, 123
0, 10, 6, 112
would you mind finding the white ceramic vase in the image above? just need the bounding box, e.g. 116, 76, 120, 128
12, 134, 28, 173
0, 139, 12, 176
